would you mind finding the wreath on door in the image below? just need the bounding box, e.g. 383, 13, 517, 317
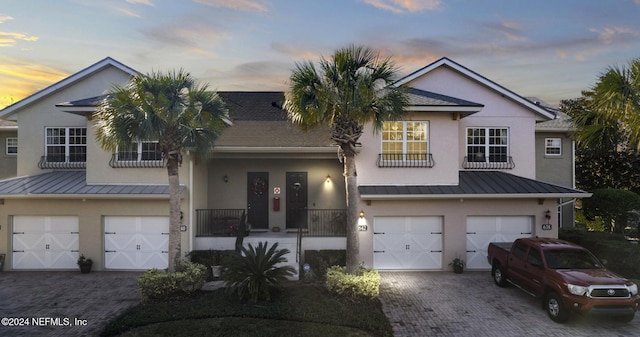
252, 177, 266, 196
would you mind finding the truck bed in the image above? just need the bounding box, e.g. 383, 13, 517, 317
490, 242, 513, 252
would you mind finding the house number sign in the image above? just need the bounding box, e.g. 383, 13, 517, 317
542, 224, 552, 231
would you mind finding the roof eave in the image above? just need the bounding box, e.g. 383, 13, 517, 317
360, 192, 592, 200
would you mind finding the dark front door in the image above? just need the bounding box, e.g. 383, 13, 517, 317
286, 172, 307, 229
247, 172, 269, 229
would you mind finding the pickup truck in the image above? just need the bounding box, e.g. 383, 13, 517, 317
487, 237, 640, 323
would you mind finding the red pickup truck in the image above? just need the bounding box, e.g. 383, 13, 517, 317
487, 237, 640, 323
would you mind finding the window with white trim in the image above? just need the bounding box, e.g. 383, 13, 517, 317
6, 137, 17, 155
545, 138, 561, 156
45, 127, 86, 162
466, 127, 509, 162
382, 121, 428, 159
117, 141, 162, 162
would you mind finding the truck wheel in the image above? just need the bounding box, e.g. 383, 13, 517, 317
545, 292, 569, 323
492, 263, 508, 287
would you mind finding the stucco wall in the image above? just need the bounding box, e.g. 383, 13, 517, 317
0, 130, 17, 179
0, 197, 189, 271
535, 131, 574, 187
356, 197, 557, 269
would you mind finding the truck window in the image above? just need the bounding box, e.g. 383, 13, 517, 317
543, 249, 603, 269
512, 242, 527, 260
527, 248, 543, 266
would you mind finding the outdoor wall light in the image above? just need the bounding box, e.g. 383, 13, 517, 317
545, 209, 551, 222
326, 174, 331, 183
359, 210, 365, 219
223, 175, 228, 183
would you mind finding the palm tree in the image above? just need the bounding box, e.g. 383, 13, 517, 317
285, 45, 409, 274
588, 58, 640, 151
94, 70, 229, 273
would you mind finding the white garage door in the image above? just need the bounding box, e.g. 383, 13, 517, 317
373, 217, 442, 270
104, 216, 169, 270
12, 216, 79, 269
466, 216, 533, 270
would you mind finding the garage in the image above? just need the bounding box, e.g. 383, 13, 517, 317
466, 216, 533, 270
12, 216, 79, 270
104, 216, 169, 270
373, 216, 443, 270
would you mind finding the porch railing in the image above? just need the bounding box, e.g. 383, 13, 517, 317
195, 208, 347, 237
196, 209, 245, 237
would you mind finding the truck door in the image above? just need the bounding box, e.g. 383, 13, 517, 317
520, 247, 545, 295
507, 241, 529, 284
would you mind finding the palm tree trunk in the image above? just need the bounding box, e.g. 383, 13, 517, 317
167, 158, 182, 273
344, 152, 360, 275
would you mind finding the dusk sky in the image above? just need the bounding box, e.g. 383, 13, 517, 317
1, 0, 639, 109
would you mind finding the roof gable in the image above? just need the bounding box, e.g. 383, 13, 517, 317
396, 57, 555, 120
0, 57, 137, 118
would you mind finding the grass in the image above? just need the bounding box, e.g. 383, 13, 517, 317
101, 282, 393, 337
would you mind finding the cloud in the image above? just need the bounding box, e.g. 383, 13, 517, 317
591, 25, 640, 44
0, 32, 39, 47
0, 15, 13, 24
142, 21, 228, 56
485, 19, 528, 42
0, 58, 68, 109
126, 0, 155, 5
271, 42, 321, 61
360, 0, 441, 13
192, 0, 269, 12
115, 7, 142, 18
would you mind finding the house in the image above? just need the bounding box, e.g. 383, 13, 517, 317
0, 56, 589, 274
0, 119, 17, 179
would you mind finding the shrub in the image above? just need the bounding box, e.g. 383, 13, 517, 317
138, 262, 206, 302
325, 266, 380, 301
222, 241, 296, 302
302, 250, 346, 282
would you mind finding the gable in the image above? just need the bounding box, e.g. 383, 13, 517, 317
0, 57, 136, 120
397, 57, 554, 121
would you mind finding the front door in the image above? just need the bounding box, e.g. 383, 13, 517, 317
286, 172, 307, 229
247, 172, 269, 229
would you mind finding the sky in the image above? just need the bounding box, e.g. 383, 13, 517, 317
1, 0, 639, 110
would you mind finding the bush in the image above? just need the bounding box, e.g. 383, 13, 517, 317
302, 250, 346, 282
325, 266, 380, 301
222, 241, 296, 302
138, 262, 206, 302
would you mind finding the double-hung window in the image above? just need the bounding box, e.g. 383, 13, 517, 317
117, 141, 162, 162
6, 137, 17, 155
466, 127, 509, 163
380, 121, 431, 167
45, 127, 86, 162
545, 138, 561, 156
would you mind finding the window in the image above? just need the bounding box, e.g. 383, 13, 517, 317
6, 137, 17, 155
512, 242, 527, 260
45, 127, 86, 162
545, 138, 561, 156
466, 127, 509, 162
381, 121, 429, 163
117, 141, 162, 162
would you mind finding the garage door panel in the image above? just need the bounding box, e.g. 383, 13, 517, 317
374, 216, 442, 270
104, 216, 169, 270
12, 216, 79, 270
466, 216, 533, 270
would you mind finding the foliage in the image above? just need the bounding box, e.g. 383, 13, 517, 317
285, 44, 409, 274
581, 189, 640, 232
94, 69, 229, 273
302, 250, 346, 282
77, 254, 93, 266
187, 250, 234, 266
222, 242, 296, 302
560, 228, 640, 280
138, 262, 206, 302
101, 282, 392, 337
325, 266, 380, 301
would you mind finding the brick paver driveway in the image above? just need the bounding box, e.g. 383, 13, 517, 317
379, 271, 640, 337
0, 271, 141, 337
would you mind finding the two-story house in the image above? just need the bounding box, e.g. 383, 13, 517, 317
0, 56, 589, 274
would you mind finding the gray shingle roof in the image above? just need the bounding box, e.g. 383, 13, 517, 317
0, 171, 178, 197
359, 171, 589, 199
407, 88, 483, 108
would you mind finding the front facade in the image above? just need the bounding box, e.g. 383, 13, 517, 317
0, 56, 588, 275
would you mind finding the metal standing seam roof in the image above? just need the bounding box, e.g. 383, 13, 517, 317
0, 171, 180, 197
359, 171, 590, 199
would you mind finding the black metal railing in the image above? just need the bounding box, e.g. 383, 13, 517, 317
38, 156, 86, 169
109, 154, 166, 168
195, 208, 347, 237
196, 209, 245, 237
377, 153, 434, 168
462, 156, 515, 169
